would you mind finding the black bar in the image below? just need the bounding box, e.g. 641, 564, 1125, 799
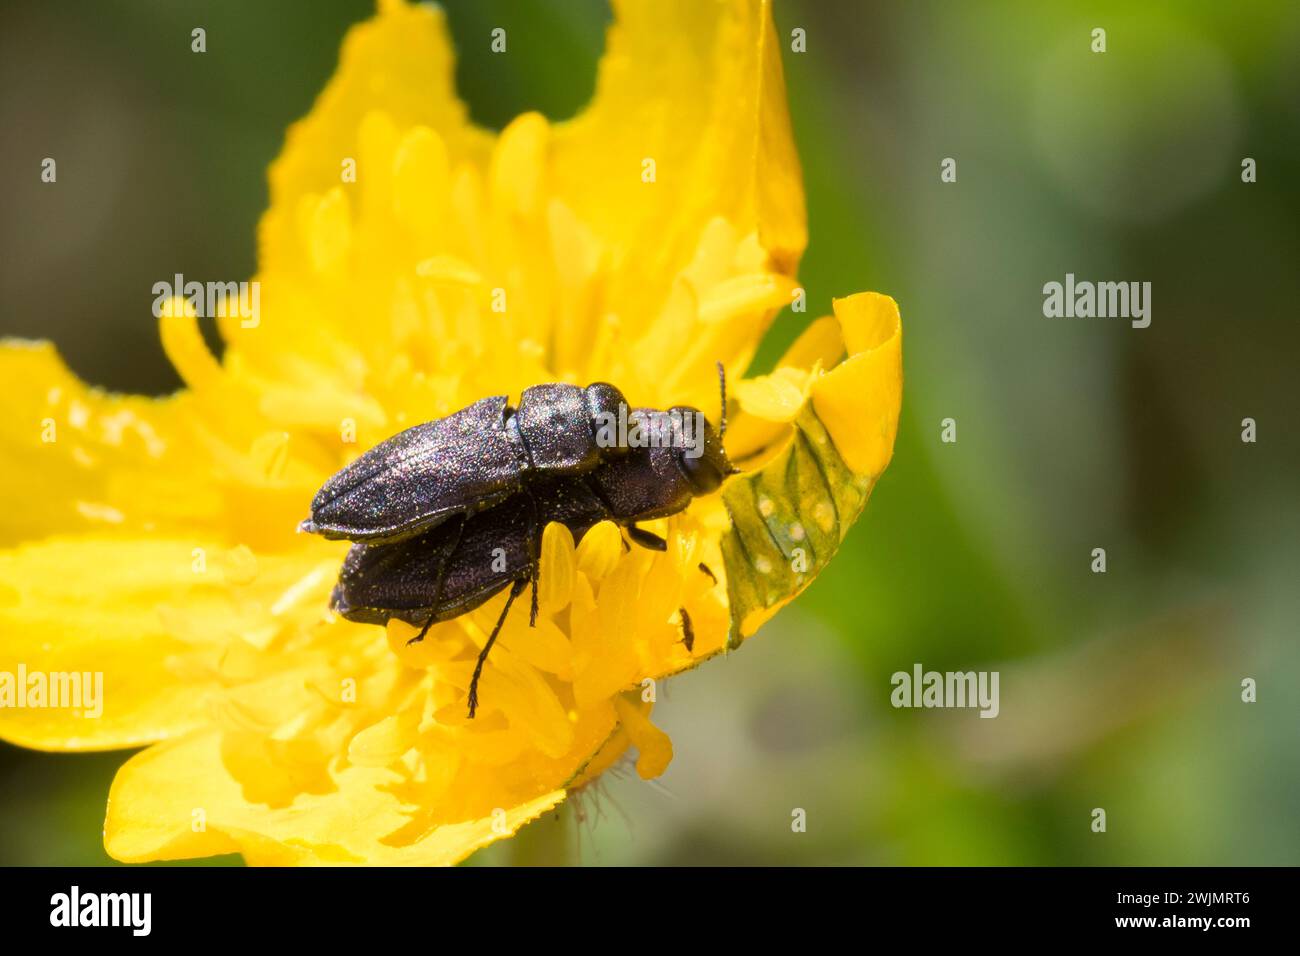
0, 866, 1289, 941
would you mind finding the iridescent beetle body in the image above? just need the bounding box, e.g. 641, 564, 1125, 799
301, 382, 633, 543
302, 368, 735, 716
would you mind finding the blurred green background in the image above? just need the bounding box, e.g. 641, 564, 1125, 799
1, 0, 1297, 865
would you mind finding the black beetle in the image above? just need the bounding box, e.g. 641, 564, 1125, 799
300, 381, 633, 543
311, 367, 737, 717
331, 477, 606, 717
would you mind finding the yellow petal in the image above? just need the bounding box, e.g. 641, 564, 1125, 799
613, 695, 673, 780
347, 712, 419, 768
104, 728, 566, 866
393, 125, 451, 248
0, 535, 342, 751
259, 0, 491, 276
574, 520, 623, 581
537, 521, 575, 614
811, 293, 905, 477
0, 341, 198, 545
570, 572, 638, 710
718, 294, 903, 645
160, 299, 223, 390
776, 313, 846, 372
734, 366, 812, 422
490, 112, 550, 220
553, 0, 806, 309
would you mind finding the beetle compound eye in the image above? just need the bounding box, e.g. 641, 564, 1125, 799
666, 408, 723, 495
680, 451, 726, 495
669, 408, 733, 495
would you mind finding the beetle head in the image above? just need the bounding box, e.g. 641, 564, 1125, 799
669, 406, 735, 495
677, 362, 741, 494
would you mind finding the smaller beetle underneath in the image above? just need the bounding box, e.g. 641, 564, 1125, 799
302, 365, 737, 717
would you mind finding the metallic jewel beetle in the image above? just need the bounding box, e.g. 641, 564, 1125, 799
300, 382, 633, 543
302, 367, 736, 717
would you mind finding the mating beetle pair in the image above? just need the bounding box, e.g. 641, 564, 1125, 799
301, 368, 736, 717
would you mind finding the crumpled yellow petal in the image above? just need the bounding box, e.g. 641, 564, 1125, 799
509, 294, 902, 690
717, 292, 902, 643
811, 293, 905, 477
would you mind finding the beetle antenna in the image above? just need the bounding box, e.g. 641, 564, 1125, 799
716, 361, 728, 439
716, 360, 742, 476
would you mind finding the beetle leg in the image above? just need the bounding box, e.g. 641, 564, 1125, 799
467, 577, 526, 719
528, 567, 539, 626
697, 561, 717, 585
408, 610, 438, 646
524, 489, 541, 627
678, 605, 695, 653
406, 514, 467, 646
626, 524, 668, 552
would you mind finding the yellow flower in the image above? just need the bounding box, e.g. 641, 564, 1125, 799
0, 0, 901, 865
